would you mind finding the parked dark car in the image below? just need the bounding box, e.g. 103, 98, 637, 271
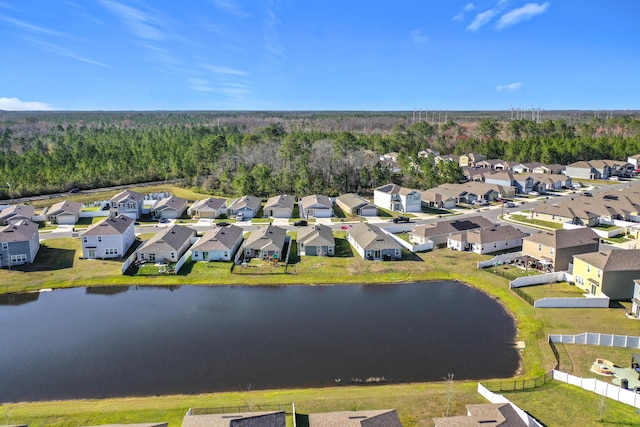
216, 221, 230, 227
69, 187, 80, 193
158, 217, 170, 224
583, 192, 593, 197
294, 220, 308, 226
392, 216, 410, 223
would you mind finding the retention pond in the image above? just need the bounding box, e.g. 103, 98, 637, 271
0, 281, 519, 402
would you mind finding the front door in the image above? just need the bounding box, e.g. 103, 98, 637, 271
374, 250, 381, 259
149, 253, 156, 262
203, 251, 209, 260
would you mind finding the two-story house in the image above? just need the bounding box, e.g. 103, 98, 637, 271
521, 228, 600, 271
572, 250, 640, 300
0, 205, 36, 226
81, 215, 136, 259
373, 184, 421, 213
0, 219, 40, 267
110, 190, 144, 220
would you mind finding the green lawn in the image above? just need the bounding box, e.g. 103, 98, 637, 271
515, 281, 586, 300
509, 214, 564, 230
3, 232, 640, 426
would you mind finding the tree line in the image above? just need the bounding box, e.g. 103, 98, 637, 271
1, 113, 640, 200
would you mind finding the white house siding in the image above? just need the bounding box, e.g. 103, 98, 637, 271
82, 228, 135, 259
359, 206, 378, 217
265, 207, 292, 218
402, 193, 422, 212
302, 206, 332, 218
373, 191, 393, 211
471, 237, 524, 255
55, 213, 78, 225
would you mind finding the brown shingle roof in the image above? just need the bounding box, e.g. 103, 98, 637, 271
456, 225, 528, 244
308, 409, 402, 427
243, 224, 286, 252
523, 228, 599, 249
0, 219, 38, 243
48, 200, 82, 216
264, 195, 295, 210
182, 411, 285, 427
574, 249, 640, 272
411, 215, 494, 238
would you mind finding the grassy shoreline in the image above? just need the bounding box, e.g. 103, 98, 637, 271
2, 236, 639, 426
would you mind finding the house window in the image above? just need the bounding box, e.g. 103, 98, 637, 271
105, 248, 118, 255
128, 202, 135, 209
1, 242, 7, 250
538, 244, 542, 251
98, 236, 102, 242
170, 252, 175, 259
586, 265, 590, 273
597, 269, 601, 278
10, 254, 27, 263
149, 254, 156, 262
83, 236, 88, 243
550, 247, 555, 255
224, 251, 229, 257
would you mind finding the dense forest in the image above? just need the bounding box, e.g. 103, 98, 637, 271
1, 111, 640, 200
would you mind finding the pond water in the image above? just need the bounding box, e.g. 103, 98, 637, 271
0, 281, 519, 402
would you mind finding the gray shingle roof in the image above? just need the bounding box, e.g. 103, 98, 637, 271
82, 215, 134, 236
110, 189, 144, 204
137, 224, 195, 253
301, 194, 332, 209
374, 184, 418, 196
48, 200, 82, 216
308, 409, 402, 427
453, 225, 528, 244
191, 224, 243, 252
411, 215, 494, 238
347, 223, 400, 250
574, 249, 640, 272
182, 411, 285, 427
243, 224, 286, 252
524, 228, 599, 249
297, 224, 335, 247
153, 196, 187, 212
0, 204, 35, 223
228, 195, 262, 213
0, 219, 38, 243
190, 197, 227, 211
264, 195, 295, 210
433, 403, 526, 426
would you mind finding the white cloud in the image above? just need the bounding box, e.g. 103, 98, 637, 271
0, 97, 53, 111
100, 0, 165, 41
466, 9, 499, 31
0, 13, 68, 37
453, 3, 475, 21
24, 37, 109, 67
410, 29, 429, 44
496, 2, 550, 30
206, 65, 248, 76
496, 82, 523, 92
264, 8, 285, 60
209, 0, 248, 17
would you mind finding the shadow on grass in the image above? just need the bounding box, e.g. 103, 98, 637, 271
20, 246, 76, 271
400, 248, 424, 262
335, 238, 354, 257
609, 299, 630, 309
333, 204, 346, 218
177, 259, 195, 275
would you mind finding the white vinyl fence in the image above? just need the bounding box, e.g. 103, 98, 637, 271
549, 332, 640, 349
380, 228, 433, 252
476, 384, 545, 426
553, 370, 640, 409
535, 296, 610, 308
477, 252, 522, 268
121, 251, 138, 274
175, 250, 192, 274
510, 271, 567, 288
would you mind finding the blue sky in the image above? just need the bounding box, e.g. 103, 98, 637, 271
1, 1, 638, 111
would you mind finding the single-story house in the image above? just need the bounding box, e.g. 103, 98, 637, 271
0, 219, 40, 267
447, 224, 528, 254
512, 162, 543, 174
532, 164, 566, 175
151, 196, 188, 220
182, 411, 286, 427
335, 193, 378, 216
459, 153, 486, 167
433, 403, 527, 427
300, 194, 334, 218
522, 227, 600, 272
373, 184, 422, 213
420, 188, 457, 209
563, 160, 633, 180
297, 224, 335, 256
346, 223, 402, 261
47, 200, 82, 225
227, 195, 262, 220
529, 202, 600, 227
81, 214, 136, 259
0, 204, 36, 225
309, 410, 402, 427
409, 215, 495, 247
243, 224, 287, 260
188, 197, 227, 219
110, 189, 144, 220
263, 195, 295, 218
136, 224, 195, 263
573, 250, 640, 300
191, 224, 243, 262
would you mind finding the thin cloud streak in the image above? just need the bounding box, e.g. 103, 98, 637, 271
496, 2, 550, 30
410, 29, 429, 44
466, 9, 498, 31
100, 0, 165, 41
453, 3, 474, 21
209, 0, 248, 18
206, 65, 248, 76
496, 82, 523, 92
24, 36, 109, 67
0, 13, 68, 37
0, 97, 54, 111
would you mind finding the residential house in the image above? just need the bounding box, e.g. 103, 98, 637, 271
572, 250, 640, 299
564, 160, 617, 180
433, 403, 527, 427
110, 190, 144, 220
459, 153, 486, 167
46, 200, 82, 225
0, 219, 40, 267
522, 228, 600, 272
188, 197, 227, 219
373, 184, 421, 213
632, 280, 640, 318
461, 166, 488, 182
627, 154, 640, 169
308, 410, 402, 427
435, 154, 460, 164
81, 215, 135, 259
335, 193, 378, 216
0, 204, 35, 225
603, 159, 635, 177
380, 152, 401, 173
420, 188, 457, 210
136, 224, 195, 263
182, 411, 286, 427
511, 162, 543, 174
522, 173, 571, 192
447, 224, 528, 254
263, 195, 295, 218
532, 164, 566, 175
418, 148, 439, 158
529, 202, 600, 227
227, 195, 262, 220
151, 196, 188, 220
297, 224, 335, 256
484, 172, 534, 194
243, 224, 287, 260
346, 223, 402, 260
300, 194, 334, 218
409, 215, 495, 247
191, 224, 243, 262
